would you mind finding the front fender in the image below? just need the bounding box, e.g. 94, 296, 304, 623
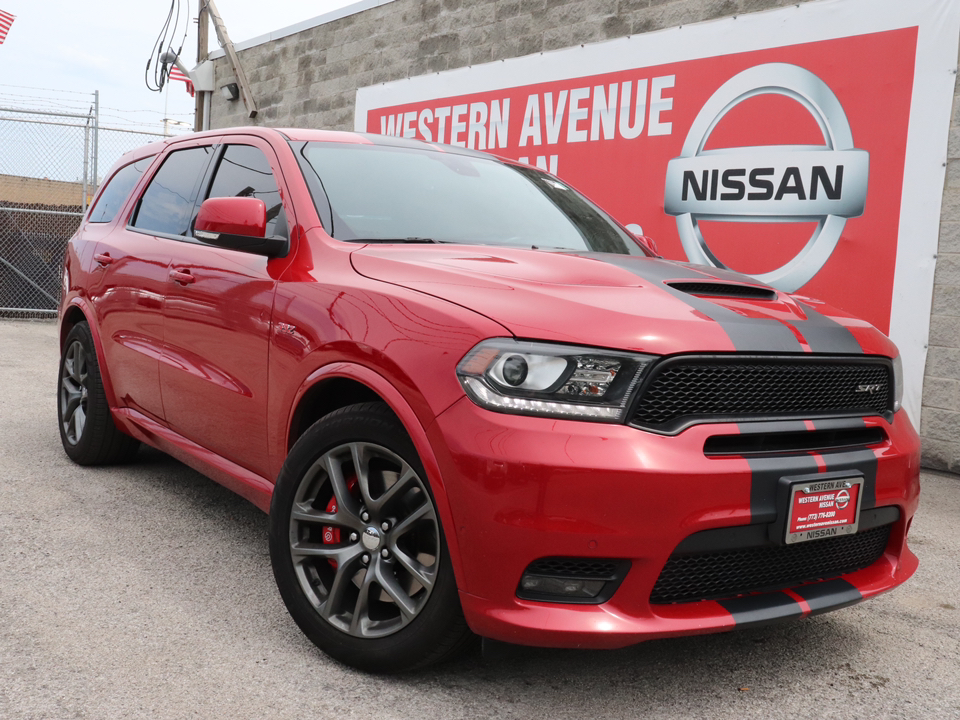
283, 361, 468, 592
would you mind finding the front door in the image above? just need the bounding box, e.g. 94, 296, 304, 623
159, 139, 292, 478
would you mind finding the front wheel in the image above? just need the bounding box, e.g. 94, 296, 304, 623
269, 402, 473, 673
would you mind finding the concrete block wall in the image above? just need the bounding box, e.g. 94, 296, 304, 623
208, 0, 960, 470
209, 0, 820, 131
921, 90, 960, 472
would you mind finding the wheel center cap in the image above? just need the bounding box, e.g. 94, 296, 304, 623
361, 526, 381, 550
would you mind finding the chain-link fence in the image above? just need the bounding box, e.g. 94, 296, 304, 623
0, 100, 168, 318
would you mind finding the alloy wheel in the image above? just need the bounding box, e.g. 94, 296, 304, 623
288, 441, 440, 638
60, 340, 89, 446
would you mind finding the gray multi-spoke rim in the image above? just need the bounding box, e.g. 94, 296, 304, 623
60, 340, 89, 446
289, 441, 440, 638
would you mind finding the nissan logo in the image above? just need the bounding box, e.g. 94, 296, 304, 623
664, 63, 870, 292
835, 489, 851, 510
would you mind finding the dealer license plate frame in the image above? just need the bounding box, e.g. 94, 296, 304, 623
784, 476, 864, 545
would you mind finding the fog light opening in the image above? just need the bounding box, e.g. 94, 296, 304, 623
520, 574, 606, 599
516, 557, 630, 604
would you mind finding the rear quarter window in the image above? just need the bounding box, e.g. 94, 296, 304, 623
88, 156, 155, 223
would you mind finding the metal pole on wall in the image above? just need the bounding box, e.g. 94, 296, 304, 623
206, 0, 258, 118
196, 0, 209, 131
92, 90, 100, 193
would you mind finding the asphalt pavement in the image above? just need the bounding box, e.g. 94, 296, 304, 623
1, 319, 958, 720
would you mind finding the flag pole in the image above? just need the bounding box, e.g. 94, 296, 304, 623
164, 79, 170, 137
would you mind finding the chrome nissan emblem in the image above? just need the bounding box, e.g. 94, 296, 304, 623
664, 63, 870, 292
361, 526, 382, 550
835, 489, 851, 510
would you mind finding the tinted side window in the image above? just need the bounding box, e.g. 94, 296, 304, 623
88, 156, 154, 223
206, 144, 283, 238
132, 146, 213, 236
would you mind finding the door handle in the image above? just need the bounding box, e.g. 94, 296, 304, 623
94, 252, 113, 266
169, 269, 196, 285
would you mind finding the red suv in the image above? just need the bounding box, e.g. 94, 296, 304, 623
58, 127, 920, 672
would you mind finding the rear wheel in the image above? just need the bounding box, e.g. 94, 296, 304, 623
269, 402, 473, 673
57, 322, 139, 465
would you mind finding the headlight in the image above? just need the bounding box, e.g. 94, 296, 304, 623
456, 339, 654, 422
892, 354, 903, 413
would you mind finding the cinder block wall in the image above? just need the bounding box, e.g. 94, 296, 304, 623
209, 0, 820, 130
208, 0, 960, 471
920, 90, 960, 472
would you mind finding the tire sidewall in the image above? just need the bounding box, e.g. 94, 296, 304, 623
58, 323, 100, 460
269, 403, 463, 673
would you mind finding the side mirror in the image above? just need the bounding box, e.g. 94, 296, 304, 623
194, 196, 288, 258
637, 234, 659, 256
625, 223, 658, 256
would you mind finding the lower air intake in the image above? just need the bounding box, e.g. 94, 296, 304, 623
650, 524, 891, 604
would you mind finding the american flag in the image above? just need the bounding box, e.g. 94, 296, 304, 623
169, 66, 195, 98
0, 10, 15, 45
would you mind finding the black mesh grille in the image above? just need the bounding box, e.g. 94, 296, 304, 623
650, 524, 891, 604
667, 282, 777, 300
526, 558, 622, 579
631, 358, 891, 431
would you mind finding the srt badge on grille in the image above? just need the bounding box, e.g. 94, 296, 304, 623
856, 383, 884, 394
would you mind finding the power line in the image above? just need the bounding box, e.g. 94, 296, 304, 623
0, 83, 94, 96
145, 0, 192, 93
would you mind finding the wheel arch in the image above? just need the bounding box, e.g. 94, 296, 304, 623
59, 298, 119, 409
285, 362, 467, 591
59, 303, 88, 350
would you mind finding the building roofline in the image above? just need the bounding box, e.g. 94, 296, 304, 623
207, 0, 398, 60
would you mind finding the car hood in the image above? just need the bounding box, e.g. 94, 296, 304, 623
350, 245, 893, 357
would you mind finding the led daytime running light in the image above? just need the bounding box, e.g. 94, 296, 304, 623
462, 377, 624, 420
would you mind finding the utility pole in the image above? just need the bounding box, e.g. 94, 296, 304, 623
195, 0, 209, 131
205, 0, 259, 118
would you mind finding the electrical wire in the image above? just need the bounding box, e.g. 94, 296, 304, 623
0, 83, 94, 96
144, 0, 192, 93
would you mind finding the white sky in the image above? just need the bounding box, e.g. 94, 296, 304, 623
0, 0, 352, 135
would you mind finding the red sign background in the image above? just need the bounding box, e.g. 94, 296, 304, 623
366, 29, 918, 334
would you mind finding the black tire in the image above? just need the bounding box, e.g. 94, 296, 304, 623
269, 401, 474, 673
57, 321, 139, 465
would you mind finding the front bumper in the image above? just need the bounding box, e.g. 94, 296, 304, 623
428, 398, 921, 648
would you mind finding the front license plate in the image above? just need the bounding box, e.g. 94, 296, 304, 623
785, 477, 863, 544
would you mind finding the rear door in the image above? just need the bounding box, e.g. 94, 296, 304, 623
158, 137, 292, 478
87, 149, 209, 422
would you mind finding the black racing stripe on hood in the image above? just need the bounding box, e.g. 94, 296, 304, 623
792, 578, 863, 614
717, 591, 803, 627
580, 255, 804, 353
790, 301, 864, 355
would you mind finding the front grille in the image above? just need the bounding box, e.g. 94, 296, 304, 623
650, 524, 891, 604
631, 357, 892, 432
703, 427, 887, 456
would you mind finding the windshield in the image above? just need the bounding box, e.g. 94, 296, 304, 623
296, 142, 648, 255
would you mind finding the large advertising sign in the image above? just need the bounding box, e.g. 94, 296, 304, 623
355, 0, 960, 422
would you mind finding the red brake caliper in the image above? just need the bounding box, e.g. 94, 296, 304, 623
322, 474, 358, 568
